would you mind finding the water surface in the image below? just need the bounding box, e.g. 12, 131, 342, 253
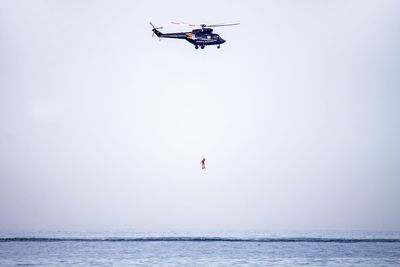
1, 231, 399, 266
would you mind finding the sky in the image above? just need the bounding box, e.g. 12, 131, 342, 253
1, 0, 400, 232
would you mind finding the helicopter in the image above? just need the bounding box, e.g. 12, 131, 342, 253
150, 21, 240, 49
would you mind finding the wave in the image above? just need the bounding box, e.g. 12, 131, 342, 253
1, 237, 400, 243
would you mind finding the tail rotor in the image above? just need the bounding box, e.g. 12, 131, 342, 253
150, 22, 163, 38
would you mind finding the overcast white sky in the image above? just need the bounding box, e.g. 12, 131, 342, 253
1, 0, 400, 232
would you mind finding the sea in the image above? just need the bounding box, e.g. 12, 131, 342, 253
1, 231, 400, 266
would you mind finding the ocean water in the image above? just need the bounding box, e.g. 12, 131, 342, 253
1, 231, 400, 266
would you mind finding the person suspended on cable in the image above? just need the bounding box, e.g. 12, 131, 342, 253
201, 158, 206, 169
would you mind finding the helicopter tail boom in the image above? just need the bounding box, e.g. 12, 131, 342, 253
150, 22, 188, 39
157, 32, 187, 39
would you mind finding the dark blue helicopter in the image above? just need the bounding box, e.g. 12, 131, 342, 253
150, 22, 240, 49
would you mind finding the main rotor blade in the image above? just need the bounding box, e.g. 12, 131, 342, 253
170, 21, 199, 27
206, 23, 240, 27
170, 21, 240, 28
149, 22, 155, 28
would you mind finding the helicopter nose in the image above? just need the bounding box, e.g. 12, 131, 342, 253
220, 38, 226, 44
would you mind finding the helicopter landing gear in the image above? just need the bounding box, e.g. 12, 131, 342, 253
217, 45, 220, 49
195, 45, 199, 49
201, 45, 205, 49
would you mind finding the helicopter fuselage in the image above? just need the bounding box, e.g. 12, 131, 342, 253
153, 28, 226, 49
